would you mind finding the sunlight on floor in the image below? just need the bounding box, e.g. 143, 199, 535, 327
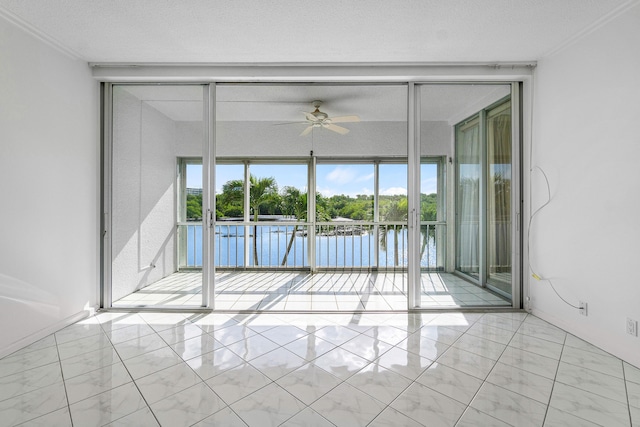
113, 272, 510, 310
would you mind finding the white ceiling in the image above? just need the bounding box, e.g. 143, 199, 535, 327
216, 85, 409, 122
0, 0, 633, 63
120, 83, 510, 122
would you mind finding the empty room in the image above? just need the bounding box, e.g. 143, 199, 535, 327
1, 1, 639, 426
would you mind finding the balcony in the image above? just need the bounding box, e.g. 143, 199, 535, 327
112, 219, 510, 310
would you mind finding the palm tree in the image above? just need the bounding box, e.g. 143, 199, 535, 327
419, 193, 438, 259
280, 187, 306, 266
380, 197, 408, 266
249, 175, 278, 266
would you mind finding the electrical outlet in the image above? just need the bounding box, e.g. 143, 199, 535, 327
579, 301, 588, 316
627, 318, 638, 336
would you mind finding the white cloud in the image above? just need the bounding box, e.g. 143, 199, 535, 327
356, 172, 375, 183
325, 166, 356, 184
317, 187, 335, 198
381, 187, 407, 196
317, 185, 372, 198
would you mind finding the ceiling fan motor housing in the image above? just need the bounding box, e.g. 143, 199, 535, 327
311, 101, 328, 121
297, 100, 359, 136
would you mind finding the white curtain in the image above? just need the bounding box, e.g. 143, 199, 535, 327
456, 121, 480, 277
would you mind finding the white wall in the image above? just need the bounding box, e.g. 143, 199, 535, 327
111, 89, 182, 301
0, 18, 99, 355
421, 121, 452, 158
215, 120, 452, 158
531, 4, 640, 367
216, 121, 409, 158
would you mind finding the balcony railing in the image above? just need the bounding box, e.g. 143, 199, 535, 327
177, 220, 445, 270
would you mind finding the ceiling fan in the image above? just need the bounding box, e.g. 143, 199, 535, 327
294, 101, 360, 136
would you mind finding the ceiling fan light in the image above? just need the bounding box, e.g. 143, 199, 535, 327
312, 110, 328, 120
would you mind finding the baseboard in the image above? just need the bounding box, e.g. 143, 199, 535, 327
0, 309, 92, 359
531, 307, 640, 369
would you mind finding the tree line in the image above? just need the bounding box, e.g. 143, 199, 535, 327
186, 175, 439, 223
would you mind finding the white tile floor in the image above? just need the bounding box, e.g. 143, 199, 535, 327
114, 272, 511, 310
1, 311, 639, 426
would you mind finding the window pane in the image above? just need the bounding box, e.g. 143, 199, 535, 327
379, 164, 408, 268
215, 164, 245, 267
420, 161, 444, 270
248, 164, 309, 267
216, 164, 244, 219
111, 85, 204, 307
185, 163, 203, 221
316, 164, 374, 221
248, 164, 307, 221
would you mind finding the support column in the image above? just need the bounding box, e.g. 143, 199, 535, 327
407, 83, 421, 309
308, 155, 317, 272
244, 161, 251, 267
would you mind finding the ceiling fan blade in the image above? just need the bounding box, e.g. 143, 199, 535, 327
300, 126, 314, 136
273, 121, 308, 126
329, 115, 360, 123
323, 123, 350, 135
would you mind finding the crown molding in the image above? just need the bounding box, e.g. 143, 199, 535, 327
90, 63, 536, 83
543, 0, 640, 58
0, 5, 84, 61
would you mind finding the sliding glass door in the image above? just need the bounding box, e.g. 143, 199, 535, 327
108, 84, 206, 308
104, 81, 519, 310
454, 94, 514, 301
213, 83, 409, 310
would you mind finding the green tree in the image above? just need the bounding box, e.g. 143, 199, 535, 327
249, 175, 278, 265
315, 192, 331, 222
315, 192, 332, 220
379, 197, 408, 266
186, 194, 202, 220
420, 193, 438, 258
218, 179, 244, 218
217, 175, 278, 265
280, 186, 307, 266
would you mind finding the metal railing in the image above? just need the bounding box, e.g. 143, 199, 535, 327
420, 222, 446, 270
178, 220, 446, 270
178, 222, 203, 268
217, 221, 309, 269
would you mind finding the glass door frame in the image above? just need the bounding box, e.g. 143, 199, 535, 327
412, 82, 521, 309
101, 82, 213, 310
102, 80, 522, 311
450, 83, 521, 306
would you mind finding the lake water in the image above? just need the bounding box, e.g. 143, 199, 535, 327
184, 224, 439, 268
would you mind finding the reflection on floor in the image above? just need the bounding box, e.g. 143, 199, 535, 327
113, 272, 511, 310
2, 311, 638, 426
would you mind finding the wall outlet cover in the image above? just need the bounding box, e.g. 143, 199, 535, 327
579, 301, 588, 316
627, 318, 638, 336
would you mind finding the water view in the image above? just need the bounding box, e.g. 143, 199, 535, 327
183, 223, 441, 269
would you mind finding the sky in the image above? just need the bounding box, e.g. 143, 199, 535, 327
187, 163, 439, 197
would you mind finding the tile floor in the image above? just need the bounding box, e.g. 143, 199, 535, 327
114, 272, 511, 310
1, 311, 639, 426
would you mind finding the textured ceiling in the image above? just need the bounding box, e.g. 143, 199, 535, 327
0, 0, 634, 63
217, 85, 408, 122
120, 83, 509, 122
